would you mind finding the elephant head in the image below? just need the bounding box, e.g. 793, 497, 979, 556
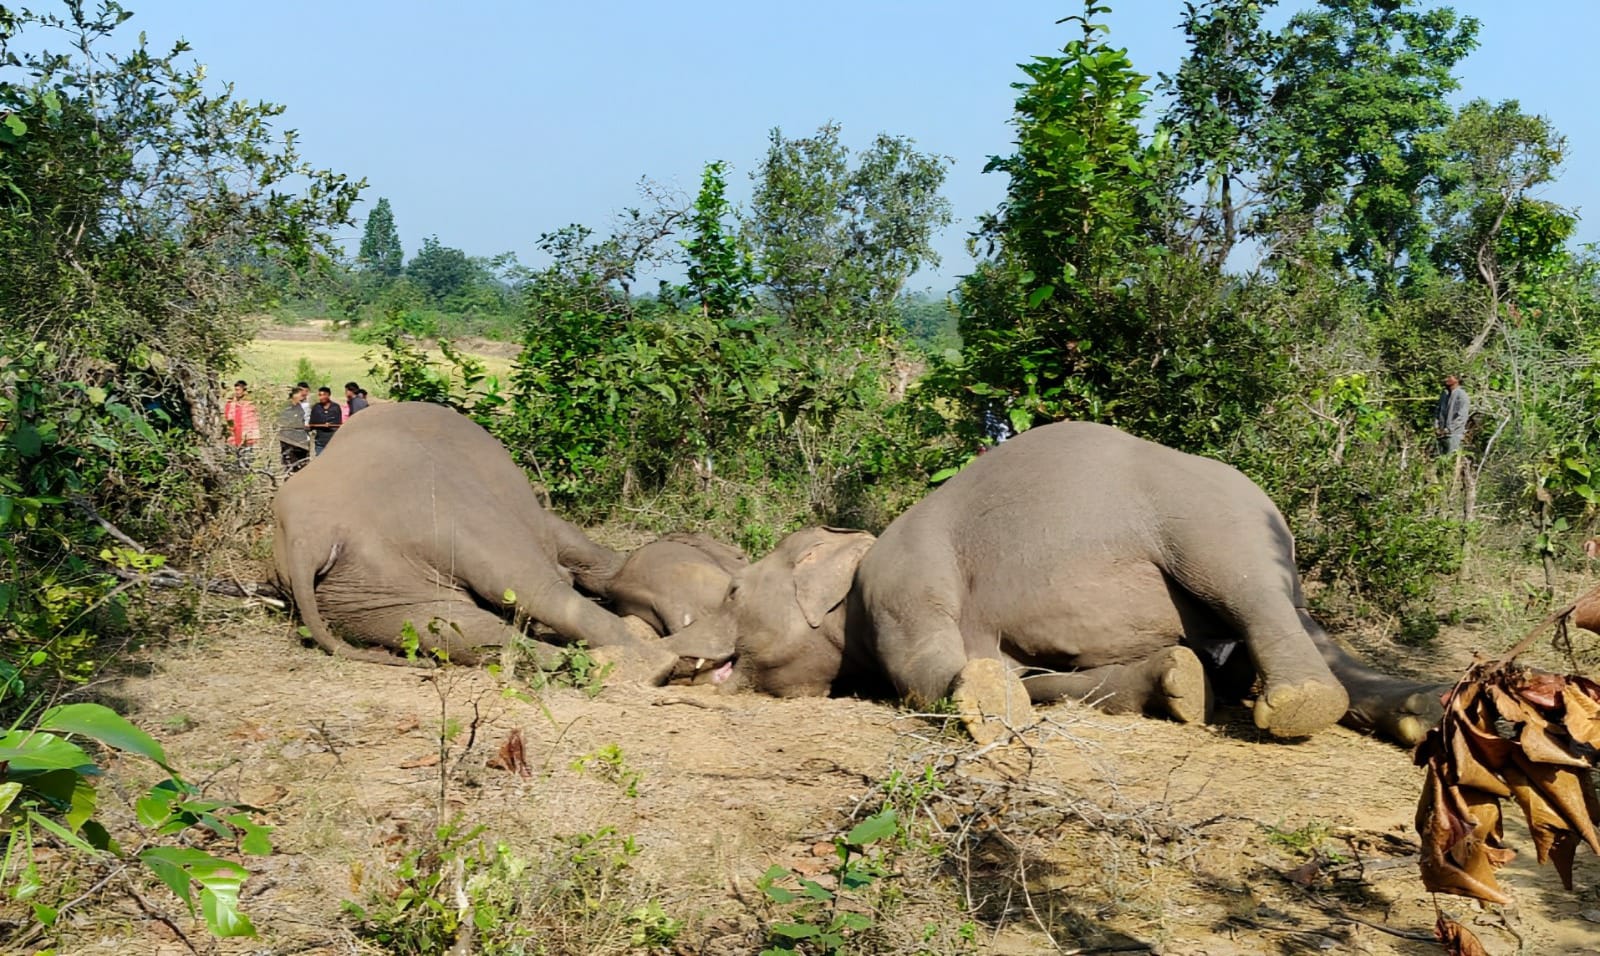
663, 527, 876, 696
594, 533, 749, 635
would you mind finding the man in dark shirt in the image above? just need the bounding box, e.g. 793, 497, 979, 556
344, 381, 370, 417
308, 386, 342, 455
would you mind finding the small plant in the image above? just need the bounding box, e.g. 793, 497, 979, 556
533, 643, 612, 698
1, 703, 271, 941
755, 808, 900, 955
1265, 820, 1348, 864
571, 743, 643, 798
346, 823, 668, 954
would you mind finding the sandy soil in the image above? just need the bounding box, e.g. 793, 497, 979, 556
30, 602, 1600, 955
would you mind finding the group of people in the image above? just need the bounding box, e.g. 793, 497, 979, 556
224, 379, 370, 475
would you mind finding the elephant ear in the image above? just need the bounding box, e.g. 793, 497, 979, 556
792, 531, 874, 629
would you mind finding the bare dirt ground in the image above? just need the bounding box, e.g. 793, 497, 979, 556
35, 582, 1600, 955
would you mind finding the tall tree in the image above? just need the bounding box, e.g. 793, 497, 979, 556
407, 235, 475, 304
358, 197, 404, 277
747, 123, 951, 337
682, 161, 757, 319
1158, 0, 1280, 266
1261, 0, 1479, 290
1430, 99, 1572, 356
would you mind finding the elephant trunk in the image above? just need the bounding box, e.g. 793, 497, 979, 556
547, 514, 626, 594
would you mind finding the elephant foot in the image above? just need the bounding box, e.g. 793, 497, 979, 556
1342, 681, 1446, 747
1151, 645, 1210, 725
1252, 678, 1349, 739
950, 658, 1034, 747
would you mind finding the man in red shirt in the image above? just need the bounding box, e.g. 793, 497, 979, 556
223, 380, 260, 465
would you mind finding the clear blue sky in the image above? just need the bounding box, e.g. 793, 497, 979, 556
95, 1, 1600, 290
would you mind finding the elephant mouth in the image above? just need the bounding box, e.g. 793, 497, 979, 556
670, 654, 737, 685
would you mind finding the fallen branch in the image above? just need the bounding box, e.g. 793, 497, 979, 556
70, 494, 146, 553
108, 567, 287, 608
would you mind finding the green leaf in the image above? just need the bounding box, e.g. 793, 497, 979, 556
929, 466, 961, 485
502, 588, 516, 605
0, 782, 20, 814
1026, 284, 1055, 308
845, 808, 898, 846
1008, 407, 1034, 435
40, 703, 170, 769
771, 922, 821, 939
27, 811, 98, 854
838, 911, 873, 931
139, 846, 257, 937
0, 731, 97, 775
137, 779, 186, 827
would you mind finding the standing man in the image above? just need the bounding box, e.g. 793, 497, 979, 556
278, 384, 311, 475
344, 381, 369, 418
307, 386, 343, 457
222, 380, 260, 465
1433, 374, 1470, 456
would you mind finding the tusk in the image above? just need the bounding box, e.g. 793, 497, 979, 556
694, 658, 706, 670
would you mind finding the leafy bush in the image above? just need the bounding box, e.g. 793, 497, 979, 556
1, 703, 271, 941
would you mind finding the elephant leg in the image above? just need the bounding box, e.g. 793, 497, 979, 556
1301, 611, 1445, 746
1021, 645, 1211, 724
354, 599, 568, 668
1161, 541, 1347, 737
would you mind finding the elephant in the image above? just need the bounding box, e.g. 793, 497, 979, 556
663, 421, 1445, 746
596, 532, 748, 635
271, 402, 732, 679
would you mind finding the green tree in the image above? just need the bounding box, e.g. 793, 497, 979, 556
358, 197, 404, 278
1430, 99, 1573, 355
1261, 0, 1479, 290
747, 123, 951, 337
682, 161, 758, 319
407, 235, 476, 304
0, 0, 356, 939
1158, 0, 1280, 266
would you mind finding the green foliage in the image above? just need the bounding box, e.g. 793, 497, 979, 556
406, 235, 479, 305
570, 744, 642, 799
756, 809, 900, 955
683, 161, 758, 318
528, 643, 613, 698
748, 123, 952, 337
359, 197, 406, 278
0, 0, 359, 692
344, 822, 669, 955
1264, 0, 1479, 289
1, 703, 270, 939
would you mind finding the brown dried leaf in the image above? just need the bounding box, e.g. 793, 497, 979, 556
400, 752, 441, 769
1516, 670, 1568, 711
486, 728, 531, 777
1519, 722, 1590, 768
1487, 684, 1547, 730
1435, 915, 1492, 956
1284, 859, 1320, 887
1449, 712, 1516, 797
1417, 766, 1514, 905
1569, 674, 1600, 704
1562, 685, 1600, 749
1509, 750, 1600, 854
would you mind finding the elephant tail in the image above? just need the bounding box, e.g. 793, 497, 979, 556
272, 509, 393, 665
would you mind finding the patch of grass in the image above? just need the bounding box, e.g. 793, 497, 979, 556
236, 334, 513, 400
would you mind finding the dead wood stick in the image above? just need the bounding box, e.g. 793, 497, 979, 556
108, 567, 287, 607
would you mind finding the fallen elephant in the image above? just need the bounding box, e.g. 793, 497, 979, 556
271, 402, 739, 679
664, 421, 1445, 746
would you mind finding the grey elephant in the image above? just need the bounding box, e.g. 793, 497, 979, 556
665, 421, 1444, 745
599, 533, 748, 635
271, 402, 731, 678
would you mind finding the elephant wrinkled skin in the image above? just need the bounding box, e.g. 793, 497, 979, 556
666, 421, 1444, 745
271, 402, 727, 679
